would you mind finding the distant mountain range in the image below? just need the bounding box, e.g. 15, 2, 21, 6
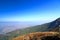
0, 18, 60, 40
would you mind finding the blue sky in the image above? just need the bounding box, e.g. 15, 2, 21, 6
0, 0, 60, 22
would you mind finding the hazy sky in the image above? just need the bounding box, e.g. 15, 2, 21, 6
0, 0, 60, 22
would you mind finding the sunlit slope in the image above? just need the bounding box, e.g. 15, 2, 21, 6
12, 32, 60, 40
6, 23, 50, 39
6, 18, 60, 39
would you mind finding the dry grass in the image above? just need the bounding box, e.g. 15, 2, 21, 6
12, 32, 60, 40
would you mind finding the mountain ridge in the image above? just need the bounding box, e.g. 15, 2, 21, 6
0, 18, 60, 40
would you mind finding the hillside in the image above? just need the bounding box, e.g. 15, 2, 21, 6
0, 18, 60, 40
12, 32, 60, 40
48, 18, 60, 31
7, 18, 60, 38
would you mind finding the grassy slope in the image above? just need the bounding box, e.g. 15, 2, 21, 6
12, 32, 60, 40
0, 23, 59, 40
0, 23, 49, 40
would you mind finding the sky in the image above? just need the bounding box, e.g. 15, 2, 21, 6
0, 0, 60, 22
